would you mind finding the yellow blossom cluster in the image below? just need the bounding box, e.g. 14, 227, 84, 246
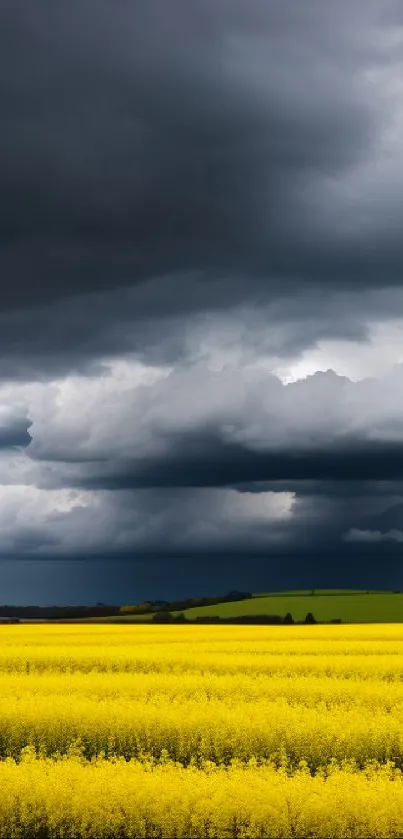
0, 752, 403, 838
1, 623, 403, 836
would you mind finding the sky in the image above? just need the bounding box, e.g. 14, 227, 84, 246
2, 1, 403, 604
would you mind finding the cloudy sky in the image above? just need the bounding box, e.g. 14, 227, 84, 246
2, 0, 403, 604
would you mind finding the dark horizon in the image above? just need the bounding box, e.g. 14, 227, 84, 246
0, 552, 402, 607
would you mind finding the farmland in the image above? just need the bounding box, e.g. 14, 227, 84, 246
3, 624, 403, 836
95, 589, 403, 624
179, 590, 403, 623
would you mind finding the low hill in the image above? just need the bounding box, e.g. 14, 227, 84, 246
93, 589, 403, 624
252, 589, 386, 598
176, 590, 403, 623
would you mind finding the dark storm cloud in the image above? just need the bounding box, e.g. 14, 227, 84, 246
0, 416, 31, 449
235, 481, 403, 499
56, 434, 403, 490
0, 283, 378, 379
13, 360, 403, 582
366, 502, 403, 531
25, 366, 403, 488
1, 0, 402, 322
3, 1, 403, 600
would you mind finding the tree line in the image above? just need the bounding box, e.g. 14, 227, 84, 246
151, 611, 342, 624
119, 591, 252, 615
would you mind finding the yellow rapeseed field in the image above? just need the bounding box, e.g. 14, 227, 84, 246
3, 623, 403, 836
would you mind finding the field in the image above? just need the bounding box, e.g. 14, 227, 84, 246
3, 624, 403, 836
96, 589, 403, 624
179, 590, 403, 623
252, 588, 388, 597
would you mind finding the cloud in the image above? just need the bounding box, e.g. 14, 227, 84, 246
0, 287, 385, 380
0, 408, 32, 449
344, 528, 403, 543
0, 482, 295, 558
0, 2, 402, 388
0, 361, 402, 571
3, 2, 403, 598
12, 363, 403, 490
1, 0, 403, 322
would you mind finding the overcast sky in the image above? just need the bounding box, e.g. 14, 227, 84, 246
2, 0, 403, 604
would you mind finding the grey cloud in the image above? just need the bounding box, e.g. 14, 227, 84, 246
0, 1, 403, 384
0, 416, 32, 449
0, 284, 381, 380
3, 2, 403, 597
1, 0, 402, 319
0, 471, 401, 567
5, 361, 402, 568
53, 437, 403, 491
23, 366, 403, 488
344, 528, 403, 543
0, 483, 293, 559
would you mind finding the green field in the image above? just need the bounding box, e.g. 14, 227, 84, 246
90, 590, 403, 624
178, 591, 403, 623
252, 589, 387, 598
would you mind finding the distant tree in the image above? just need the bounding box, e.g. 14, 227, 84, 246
152, 611, 173, 623
196, 615, 221, 623
283, 612, 294, 625
304, 612, 317, 624
175, 612, 187, 623
226, 591, 252, 602
311, 589, 316, 596
120, 602, 152, 615
150, 600, 170, 610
